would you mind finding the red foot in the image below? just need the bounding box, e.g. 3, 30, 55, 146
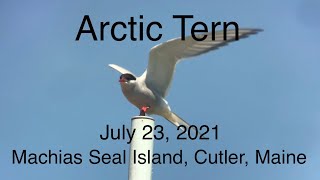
141, 106, 149, 112
139, 106, 150, 116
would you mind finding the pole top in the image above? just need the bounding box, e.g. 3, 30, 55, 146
131, 116, 154, 121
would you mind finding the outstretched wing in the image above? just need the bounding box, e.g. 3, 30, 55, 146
108, 64, 135, 76
145, 29, 262, 97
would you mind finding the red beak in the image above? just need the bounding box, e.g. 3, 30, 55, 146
119, 78, 126, 83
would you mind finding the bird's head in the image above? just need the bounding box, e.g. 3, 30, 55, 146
119, 73, 136, 84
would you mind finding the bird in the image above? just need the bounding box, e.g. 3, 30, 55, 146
108, 29, 262, 129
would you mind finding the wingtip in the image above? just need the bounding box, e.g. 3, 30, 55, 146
108, 64, 116, 69
253, 28, 264, 33
250, 28, 264, 34
238, 28, 263, 33
238, 28, 264, 37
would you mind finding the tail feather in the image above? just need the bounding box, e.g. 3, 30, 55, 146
165, 112, 190, 130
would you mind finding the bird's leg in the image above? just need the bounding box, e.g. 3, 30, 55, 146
139, 106, 150, 116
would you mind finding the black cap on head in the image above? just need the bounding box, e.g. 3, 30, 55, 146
119, 73, 136, 81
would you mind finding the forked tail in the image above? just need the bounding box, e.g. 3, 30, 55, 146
165, 112, 190, 130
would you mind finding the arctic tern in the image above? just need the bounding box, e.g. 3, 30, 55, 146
109, 29, 262, 129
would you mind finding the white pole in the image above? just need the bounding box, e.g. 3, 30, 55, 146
129, 116, 154, 180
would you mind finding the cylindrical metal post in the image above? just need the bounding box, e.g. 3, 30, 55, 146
128, 116, 154, 180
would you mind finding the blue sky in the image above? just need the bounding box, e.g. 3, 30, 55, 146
1, 0, 319, 179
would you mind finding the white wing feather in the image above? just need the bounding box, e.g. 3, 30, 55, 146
145, 29, 262, 97
108, 64, 135, 76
